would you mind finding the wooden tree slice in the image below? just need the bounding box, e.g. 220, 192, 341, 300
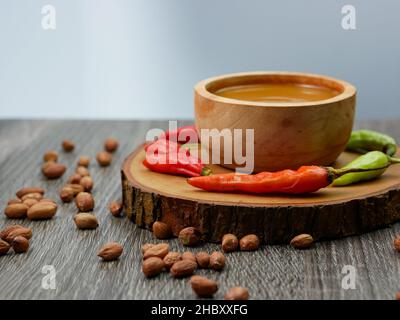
122, 146, 400, 244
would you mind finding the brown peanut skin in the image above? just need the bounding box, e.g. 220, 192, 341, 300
190, 275, 218, 297
5, 227, 32, 243
209, 251, 226, 271
222, 234, 239, 253
179, 227, 201, 246
142, 257, 165, 277
239, 234, 260, 251
224, 287, 249, 300
96, 151, 112, 166
0, 239, 11, 255
12, 236, 29, 253
152, 221, 172, 239
76, 166, 90, 177
394, 237, 400, 252
182, 251, 196, 263
4, 203, 28, 219
196, 251, 210, 268
75, 192, 94, 212
68, 173, 82, 184
170, 260, 197, 278
16, 187, 45, 199
7, 199, 22, 205
0, 225, 24, 241
42, 162, 66, 179
62, 140, 75, 152
60, 187, 75, 203
21, 193, 43, 201
290, 234, 314, 249
23, 198, 38, 208
143, 243, 169, 260
78, 156, 90, 167
141, 243, 155, 254
163, 252, 182, 269
109, 201, 123, 217
74, 213, 99, 229
27, 202, 57, 220
65, 184, 84, 195
80, 176, 94, 192
43, 150, 58, 162
104, 138, 119, 152
97, 242, 123, 261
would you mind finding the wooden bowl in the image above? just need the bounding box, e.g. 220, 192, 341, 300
194, 71, 356, 172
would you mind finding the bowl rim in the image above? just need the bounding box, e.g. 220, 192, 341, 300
195, 71, 356, 107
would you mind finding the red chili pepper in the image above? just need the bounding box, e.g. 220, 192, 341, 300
187, 166, 380, 194
157, 125, 199, 144
145, 139, 182, 155
143, 139, 211, 177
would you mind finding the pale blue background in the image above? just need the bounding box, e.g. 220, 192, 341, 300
0, 0, 399, 119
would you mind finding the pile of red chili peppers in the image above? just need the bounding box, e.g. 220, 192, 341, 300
143, 125, 212, 177
144, 126, 389, 194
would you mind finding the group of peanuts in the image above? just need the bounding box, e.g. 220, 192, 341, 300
1, 138, 122, 258
140, 222, 262, 299
0, 224, 32, 255
41, 138, 118, 180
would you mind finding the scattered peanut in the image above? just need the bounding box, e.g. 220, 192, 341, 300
163, 252, 182, 269
12, 236, 29, 253
143, 243, 169, 260
170, 259, 197, 278
16, 187, 44, 199
179, 227, 201, 246
290, 234, 314, 249
43, 150, 58, 162
142, 257, 165, 277
27, 202, 57, 220
96, 151, 112, 167
104, 138, 119, 152
222, 234, 239, 253
224, 287, 249, 300
152, 221, 172, 239
80, 176, 93, 192
109, 201, 123, 217
209, 251, 226, 271
4, 203, 28, 219
62, 140, 75, 152
75, 192, 94, 212
74, 213, 98, 229
239, 234, 260, 251
42, 162, 66, 179
77, 156, 90, 167
98, 242, 123, 261
196, 251, 210, 268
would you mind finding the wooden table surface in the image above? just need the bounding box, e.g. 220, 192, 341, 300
0, 119, 399, 300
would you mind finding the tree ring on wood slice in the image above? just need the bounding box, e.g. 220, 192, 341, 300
121, 145, 400, 244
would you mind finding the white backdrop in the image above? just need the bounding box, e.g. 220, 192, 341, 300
0, 0, 399, 119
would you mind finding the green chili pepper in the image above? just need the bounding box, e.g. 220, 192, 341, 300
332, 151, 400, 186
346, 129, 397, 156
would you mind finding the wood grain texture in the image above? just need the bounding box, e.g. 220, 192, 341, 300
0, 119, 400, 300
122, 147, 400, 244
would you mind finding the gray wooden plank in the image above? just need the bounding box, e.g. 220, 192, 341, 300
0, 119, 399, 300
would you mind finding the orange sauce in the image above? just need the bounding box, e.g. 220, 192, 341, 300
214, 83, 339, 103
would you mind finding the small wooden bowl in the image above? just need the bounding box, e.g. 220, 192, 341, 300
194, 71, 356, 172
